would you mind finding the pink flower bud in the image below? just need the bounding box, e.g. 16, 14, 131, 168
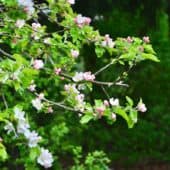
127, 36, 133, 43
143, 36, 150, 43
104, 100, 109, 106
47, 107, 53, 113
28, 84, 36, 92
38, 93, 44, 100
137, 102, 147, 112
96, 107, 105, 115
71, 49, 79, 58
54, 68, 61, 75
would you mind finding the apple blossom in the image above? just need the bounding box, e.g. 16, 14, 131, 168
104, 100, 109, 106
102, 34, 115, 48
109, 98, 119, 106
32, 23, 41, 31
32, 98, 43, 110
47, 107, 53, 113
24, 130, 42, 148
143, 36, 150, 43
17, 0, 35, 15
54, 68, 62, 75
37, 148, 53, 168
33, 60, 44, 70
83, 72, 95, 81
67, 0, 75, 5
15, 19, 25, 28
74, 14, 91, 27
137, 102, 147, 112
72, 72, 84, 82
17, 119, 30, 134
28, 84, 36, 92
4, 122, 15, 134
43, 38, 51, 45
71, 49, 79, 58
111, 113, 116, 120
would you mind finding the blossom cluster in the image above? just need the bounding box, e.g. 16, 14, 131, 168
72, 72, 95, 82
64, 84, 85, 111
74, 14, 91, 27
4, 107, 53, 168
101, 34, 115, 48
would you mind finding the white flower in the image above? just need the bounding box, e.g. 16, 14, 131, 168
15, 19, 25, 28
71, 49, 79, 58
17, 119, 30, 134
102, 34, 115, 48
67, 0, 75, 4
37, 148, 53, 168
38, 93, 44, 100
4, 122, 15, 134
32, 23, 41, 31
137, 102, 147, 112
72, 72, 84, 82
32, 98, 43, 110
33, 60, 44, 70
44, 38, 51, 45
109, 98, 119, 106
111, 113, 116, 120
17, 0, 35, 15
24, 131, 41, 147
14, 107, 25, 120
64, 84, 79, 94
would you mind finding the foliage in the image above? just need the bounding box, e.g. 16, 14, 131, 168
0, 0, 158, 169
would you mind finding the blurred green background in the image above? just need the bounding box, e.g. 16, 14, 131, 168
73, 0, 170, 168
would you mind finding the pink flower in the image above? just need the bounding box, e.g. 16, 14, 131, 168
96, 106, 105, 116
47, 107, 53, 113
28, 84, 36, 92
74, 14, 91, 27
104, 100, 109, 106
102, 34, 115, 48
127, 36, 133, 43
54, 68, 61, 75
33, 60, 44, 70
137, 102, 147, 112
71, 49, 79, 58
83, 72, 95, 81
38, 93, 44, 100
67, 0, 75, 4
143, 36, 150, 43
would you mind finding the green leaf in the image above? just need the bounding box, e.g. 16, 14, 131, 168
129, 109, 138, 124
29, 147, 40, 162
114, 107, 134, 128
80, 114, 93, 124
142, 53, 160, 62
0, 143, 8, 161
126, 96, 133, 106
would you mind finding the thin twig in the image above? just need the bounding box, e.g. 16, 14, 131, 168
0, 48, 14, 59
94, 59, 116, 76
2, 94, 8, 109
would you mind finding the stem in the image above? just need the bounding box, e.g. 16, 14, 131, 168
94, 59, 116, 76
0, 48, 13, 59
2, 94, 8, 109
